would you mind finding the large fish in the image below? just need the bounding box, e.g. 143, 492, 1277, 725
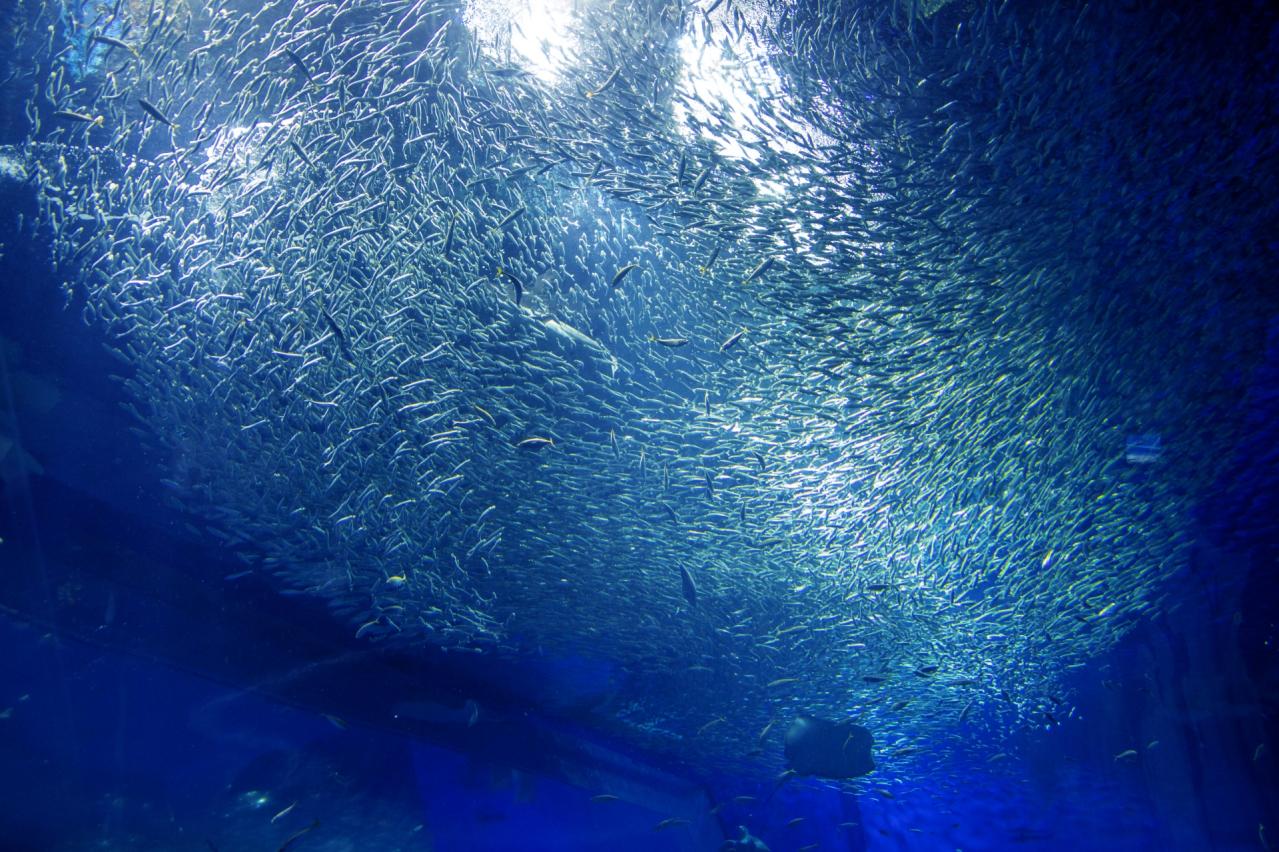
784, 716, 875, 779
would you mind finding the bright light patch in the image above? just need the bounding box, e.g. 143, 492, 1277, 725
672, 6, 834, 232
673, 12, 816, 164
674, 32, 764, 162
465, 0, 578, 83
0, 150, 26, 184
195, 120, 296, 204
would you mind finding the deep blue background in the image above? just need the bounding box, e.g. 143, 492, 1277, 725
2, 0, 1279, 846
1, 184, 1277, 849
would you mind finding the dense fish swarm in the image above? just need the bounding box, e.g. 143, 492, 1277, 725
3, 0, 1276, 777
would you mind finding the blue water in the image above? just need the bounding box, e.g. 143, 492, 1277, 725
1, 251, 1275, 843
2, 0, 1279, 848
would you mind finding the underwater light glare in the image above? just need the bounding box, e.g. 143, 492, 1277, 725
674, 30, 759, 162
673, 13, 829, 213
465, 0, 579, 83
673, 0, 819, 162
0, 151, 25, 184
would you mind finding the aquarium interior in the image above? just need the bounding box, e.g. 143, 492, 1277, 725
1, 0, 1279, 849
1, 287, 1276, 851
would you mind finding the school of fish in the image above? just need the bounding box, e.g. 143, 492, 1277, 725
2, 0, 1276, 782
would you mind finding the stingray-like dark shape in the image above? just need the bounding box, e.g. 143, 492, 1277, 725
784, 715, 875, 779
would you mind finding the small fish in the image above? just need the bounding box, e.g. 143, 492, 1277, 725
516, 436, 555, 450
290, 140, 317, 169
697, 717, 726, 735
743, 256, 774, 284
322, 714, 347, 730
53, 109, 103, 125
277, 819, 319, 852
496, 266, 524, 305
692, 165, 713, 192
651, 336, 690, 347
699, 244, 721, 274
787, 817, 806, 827
586, 66, 622, 98
496, 205, 526, 229
591, 794, 620, 803
719, 329, 746, 351
320, 307, 352, 361
284, 48, 315, 86
138, 97, 175, 127
610, 263, 640, 289
654, 817, 689, 832
270, 802, 297, 824
443, 214, 457, 257
90, 32, 139, 59
1114, 749, 1139, 762
680, 565, 698, 607
767, 677, 799, 688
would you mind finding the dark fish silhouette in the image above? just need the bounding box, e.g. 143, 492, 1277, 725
784, 715, 875, 779
680, 565, 697, 608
